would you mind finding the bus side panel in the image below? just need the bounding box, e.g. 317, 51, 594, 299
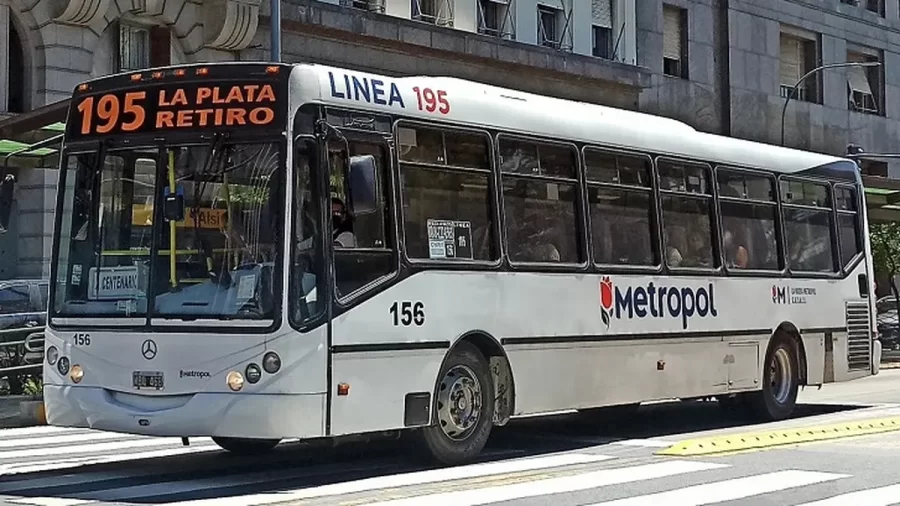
330, 346, 444, 436
504, 338, 747, 414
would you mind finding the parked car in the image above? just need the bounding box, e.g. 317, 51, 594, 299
0, 278, 48, 331
876, 295, 900, 351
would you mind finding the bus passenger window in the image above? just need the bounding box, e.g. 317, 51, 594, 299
716, 169, 780, 270
781, 179, 837, 273
584, 149, 657, 266
500, 137, 582, 264
658, 159, 717, 269
835, 186, 862, 268
397, 125, 498, 262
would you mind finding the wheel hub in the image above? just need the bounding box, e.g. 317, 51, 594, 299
436, 364, 482, 441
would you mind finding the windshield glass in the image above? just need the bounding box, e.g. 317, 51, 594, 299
52, 140, 283, 322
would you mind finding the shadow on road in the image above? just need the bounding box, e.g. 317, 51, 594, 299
0, 400, 866, 503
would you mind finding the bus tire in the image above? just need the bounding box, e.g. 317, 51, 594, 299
748, 335, 799, 421
419, 342, 495, 466
212, 436, 281, 455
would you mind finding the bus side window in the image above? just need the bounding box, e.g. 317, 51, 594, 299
780, 179, 838, 273
499, 137, 582, 264
835, 185, 863, 269
657, 158, 718, 269
331, 139, 395, 299
397, 125, 498, 262
584, 148, 657, 266
716, 169, 780, 271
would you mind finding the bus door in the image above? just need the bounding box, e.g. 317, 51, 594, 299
325, 129, 401, 434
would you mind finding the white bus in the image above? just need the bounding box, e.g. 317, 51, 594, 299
21, 62, 879, 465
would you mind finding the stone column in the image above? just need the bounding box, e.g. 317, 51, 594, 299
0, 2, 10, 112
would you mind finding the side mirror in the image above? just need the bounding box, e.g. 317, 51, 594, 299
348, 155, 377, 215
0, 174, 15, 233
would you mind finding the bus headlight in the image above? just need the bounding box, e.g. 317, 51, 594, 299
46, 346, 59, 366
245, 363, 261, 384
57, 356, 70, 375
262, 352, 281, 374
70, 365, 84, 383
226, 371, 244, 391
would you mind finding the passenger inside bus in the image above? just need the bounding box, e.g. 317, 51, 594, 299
723, 229, 750, 268
332, 197, 357, 248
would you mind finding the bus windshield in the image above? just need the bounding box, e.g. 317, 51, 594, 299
51, 139, 283, 322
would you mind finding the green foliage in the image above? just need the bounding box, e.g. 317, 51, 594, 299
871, 222, 900, 277
870, 222, 900, 298
22, 376, 42, 399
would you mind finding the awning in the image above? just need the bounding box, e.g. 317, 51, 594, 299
0, 139, 56, 157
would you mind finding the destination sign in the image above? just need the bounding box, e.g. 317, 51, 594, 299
67, 80, 286, 140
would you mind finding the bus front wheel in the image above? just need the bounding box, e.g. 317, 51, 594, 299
748, 335, 800, 421
213, 436, 281, 455
419, 342, 495, 466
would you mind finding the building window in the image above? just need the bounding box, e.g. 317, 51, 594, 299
591, 0, 613, 59
847, 48, 882, 115
411, 0, 453, 26
4, 14, 25, 113
779, 30, 819, 103
538, 4, 560, 48
865, 0, 884, 16
478, 0, 513, 38
340, 0, 385, 13
118, 24, 149, 72
117, 23, 172, 72
662, 4, 687, 78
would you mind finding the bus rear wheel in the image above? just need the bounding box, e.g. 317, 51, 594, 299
212, 436, 281, 455
748, 335, 799, 421
419, 342, 495, 466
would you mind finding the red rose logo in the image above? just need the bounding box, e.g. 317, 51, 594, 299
599, 276, 613, 329
600, 276, 613, 310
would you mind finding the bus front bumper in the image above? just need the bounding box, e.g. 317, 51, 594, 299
43, 384, 326, 439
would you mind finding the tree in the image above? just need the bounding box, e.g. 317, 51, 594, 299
869, 221, 900, 309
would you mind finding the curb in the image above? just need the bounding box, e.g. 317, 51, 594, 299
0, 396, 45, 428
656, 416, 900, 457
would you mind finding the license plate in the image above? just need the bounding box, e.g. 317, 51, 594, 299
133, 371, 164, 390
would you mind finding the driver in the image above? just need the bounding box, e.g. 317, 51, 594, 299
332, 197, 357, 248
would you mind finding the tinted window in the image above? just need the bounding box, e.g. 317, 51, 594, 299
584, 149, 657, 266
658, 159, 717, 269
397, 124, 497, 262
717, 169, 780, 270
780, 179, 837, 273
499, 136, 583, 263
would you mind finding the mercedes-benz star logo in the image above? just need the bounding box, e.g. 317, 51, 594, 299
141, 339, 158, 360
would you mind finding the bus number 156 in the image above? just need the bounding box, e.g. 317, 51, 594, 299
390, 301, 425, 326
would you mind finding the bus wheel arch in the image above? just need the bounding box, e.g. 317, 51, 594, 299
453, 330, 516, 427
417, 338, 495, 465
775, 321, 808, 386
747, 323, 803, 421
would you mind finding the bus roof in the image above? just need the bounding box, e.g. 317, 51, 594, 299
292, 63, 851, 176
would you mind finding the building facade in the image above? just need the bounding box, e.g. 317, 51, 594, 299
1, 0, 899, 278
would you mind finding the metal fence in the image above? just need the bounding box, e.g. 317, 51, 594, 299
0, 326, 44, 395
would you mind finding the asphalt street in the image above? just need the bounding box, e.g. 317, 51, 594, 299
3, 372, 900, 506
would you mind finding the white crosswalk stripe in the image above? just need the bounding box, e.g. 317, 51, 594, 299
0, 426, 897, 506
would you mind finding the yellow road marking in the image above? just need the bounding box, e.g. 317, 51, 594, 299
656, 416, 900, 456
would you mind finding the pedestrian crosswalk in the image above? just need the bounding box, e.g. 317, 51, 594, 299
0, 426, 896, 506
